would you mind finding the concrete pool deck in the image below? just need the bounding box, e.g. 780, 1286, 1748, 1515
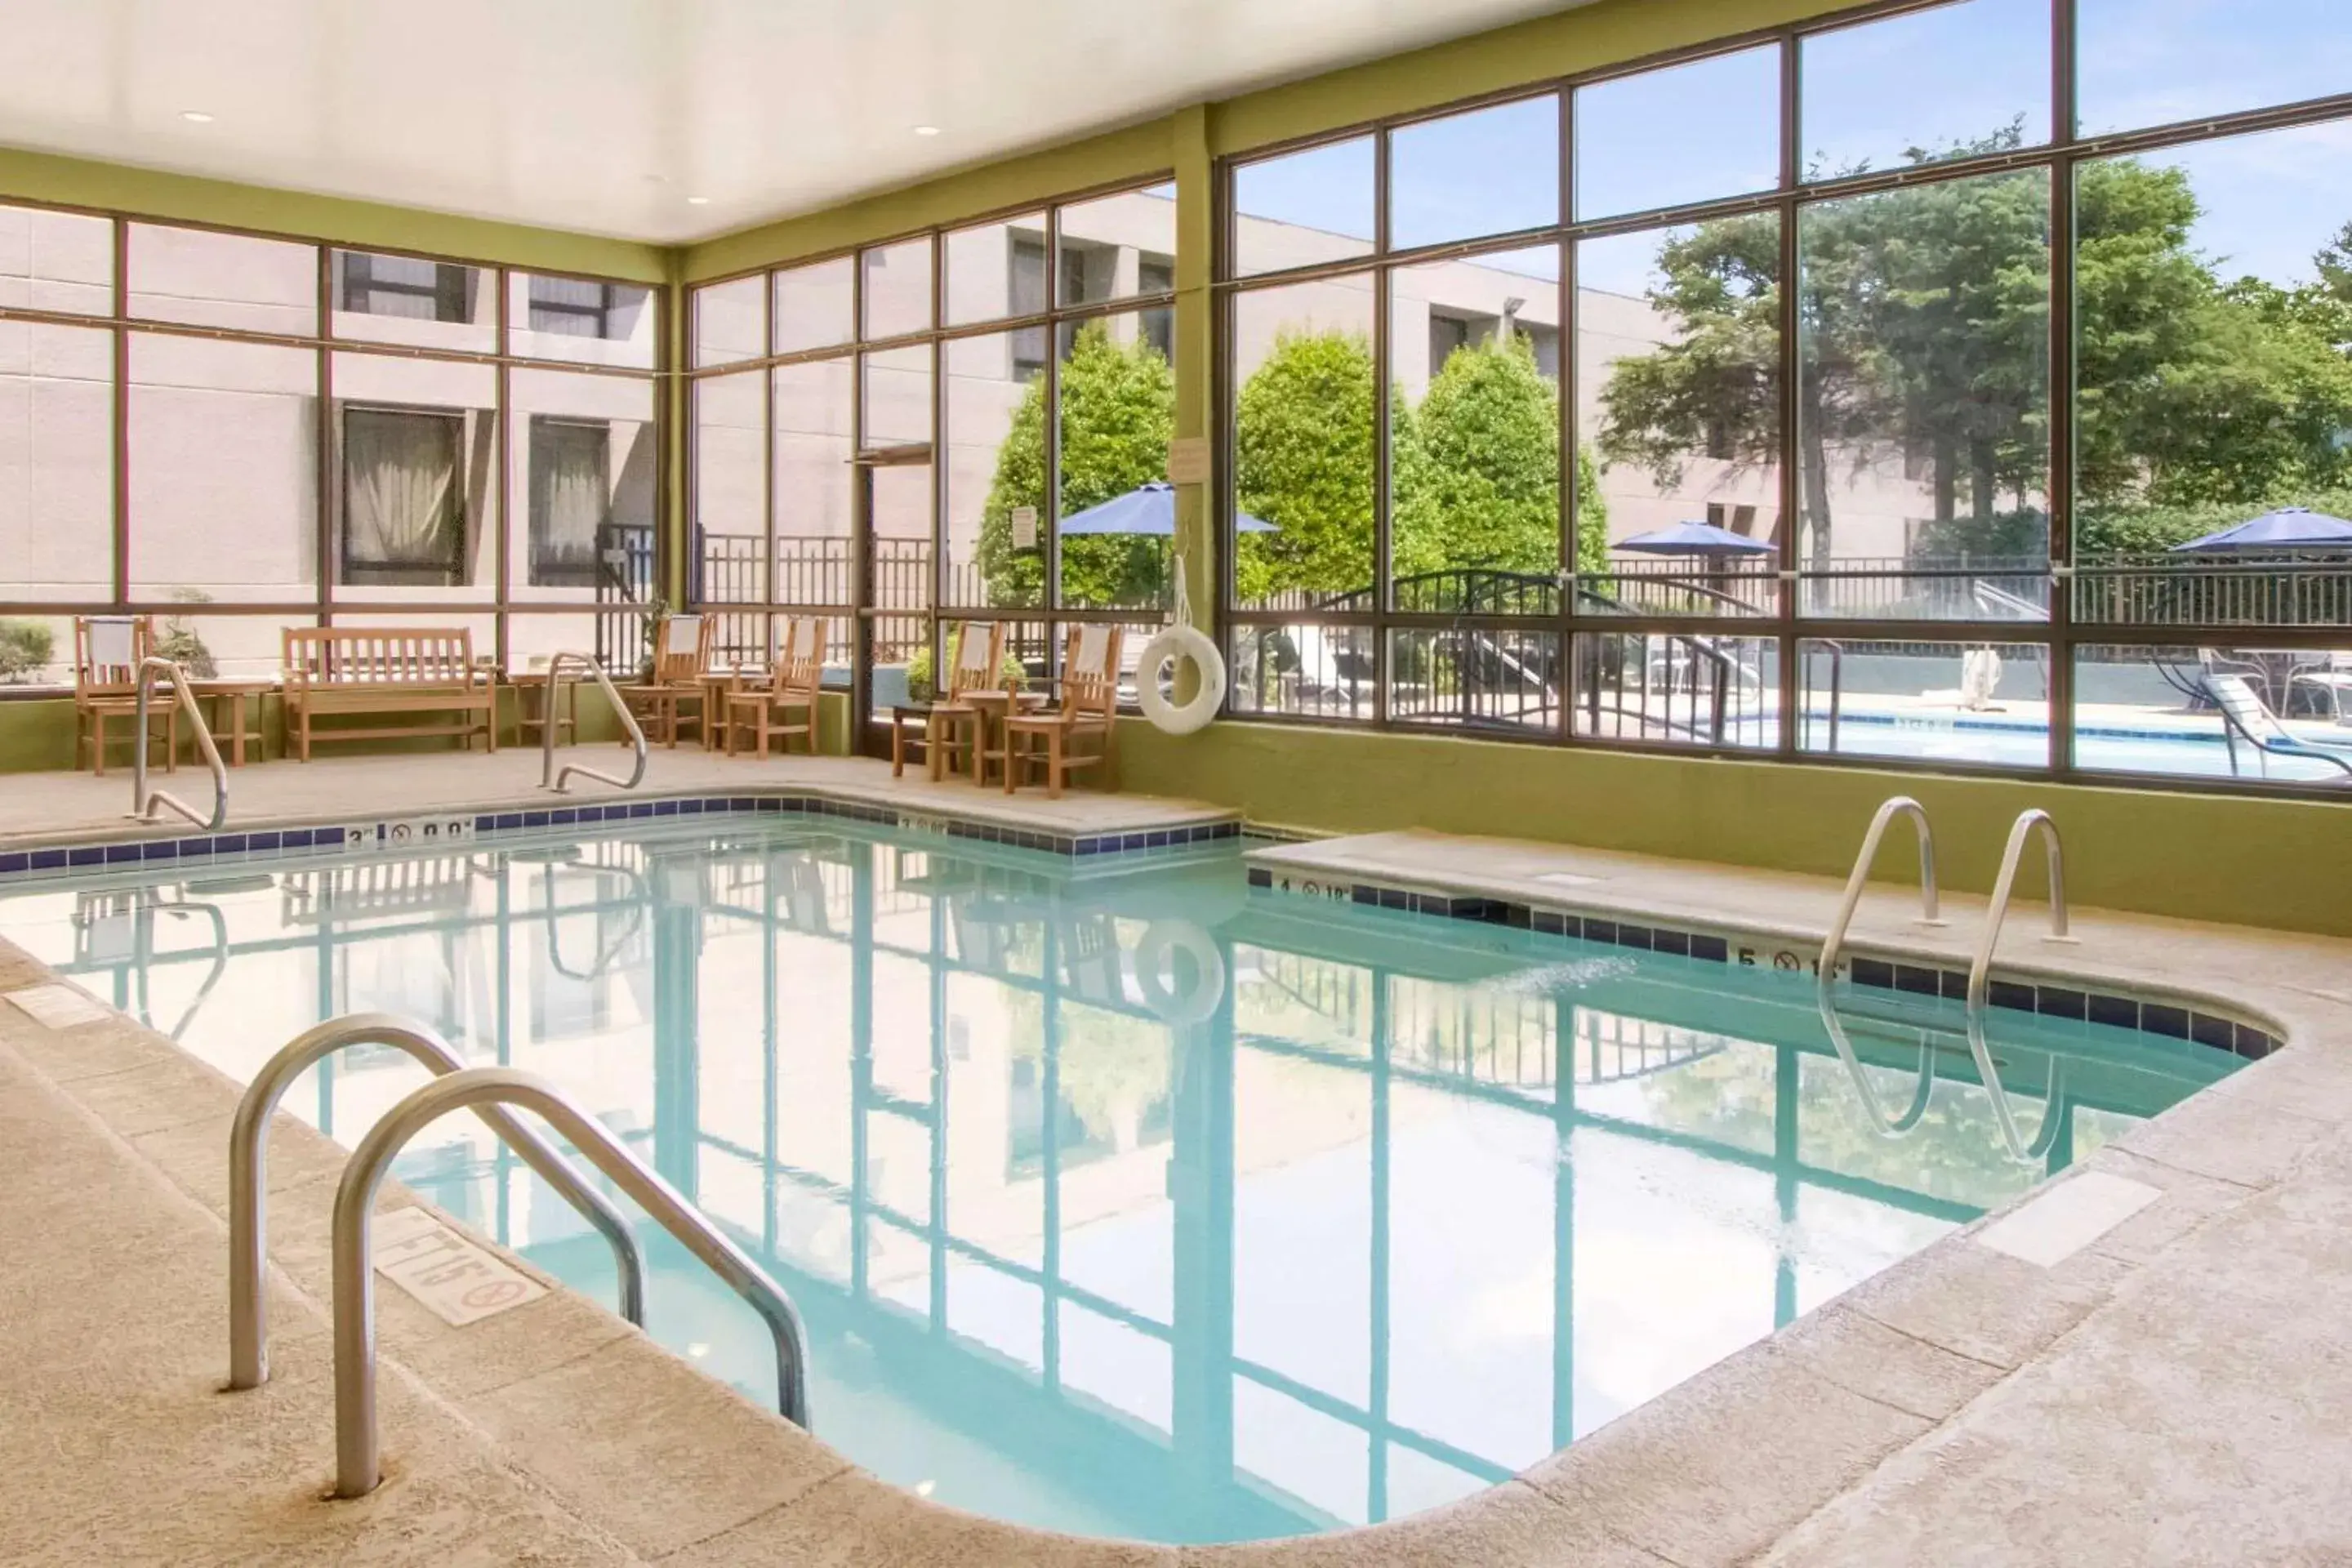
2, 799, 2350, 1563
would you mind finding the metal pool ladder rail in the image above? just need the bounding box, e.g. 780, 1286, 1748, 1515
129, 656, 226, 831
329, 1066, 813, 1499
540, 651, 647, 795
1820, 795, 1944, 981
1967, 808, 2074, 1010
226, 1014, 646, 1392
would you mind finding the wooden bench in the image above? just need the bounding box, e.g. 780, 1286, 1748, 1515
282, 627, 496, 761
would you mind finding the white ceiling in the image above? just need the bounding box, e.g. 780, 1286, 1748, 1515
0, 0, 1592, 245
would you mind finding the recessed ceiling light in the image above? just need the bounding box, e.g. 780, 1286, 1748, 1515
180, 109, 214, 123
685, 194, 710, 206
913, 124, 941, 137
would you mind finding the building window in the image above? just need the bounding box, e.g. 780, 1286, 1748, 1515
339, 252, 470, 323
529, 416, 609, 587
1010, 235, 1048, 381
1140, 256, 1175, 362
529, 276, 618, 338
341, 406, 466, 585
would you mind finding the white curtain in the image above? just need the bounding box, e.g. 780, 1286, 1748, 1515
347, 412, 457, 568
540, 430, 605, 559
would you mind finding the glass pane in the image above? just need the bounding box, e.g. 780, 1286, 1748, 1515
943, 212, 1045, 327
774, 256, 854, 354
508, 273, 656, 368
1797, 169, 2051, 619
503, 607, 606, 678
329, 251, 492, 353
1232, 136, 1375, 277
1056, 183, 1176, 307
2075, 643, 2352, 782
123, 608, 318, 685
2074, 123, 2352, 634
2078, 0, 2352, 136
0, 204, 113, 314
1390, 245, 1561, 605
329, 353, 497, 601
506, 368, 656, 607
862, 238, 933, 340
1575, 47, 1780, 222
863, 345, 932, 720
1228, 621, 1374, 719
1578, 220, 1781, 618
1390, 96, 1560, 252
1232, 280, 1377, 612
692, 274, 765, 368
1058, 314, 1174, 612
1388, 626, 1561, 734
693, 369, 767, 607
127, 224, 315, 335
0, 321, 113, 603
1797, 638, 2051, 765
943, 331, 1040, 608
127, 333, 315, 602
1802, 0, 2051, 176
772, 356, 856, 608
1569, 630, 1776, 748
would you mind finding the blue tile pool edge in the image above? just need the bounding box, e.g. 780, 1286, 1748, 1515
1245, 863, 2285, 1063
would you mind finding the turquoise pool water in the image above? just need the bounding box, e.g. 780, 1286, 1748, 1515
0, 819, 2241, 1544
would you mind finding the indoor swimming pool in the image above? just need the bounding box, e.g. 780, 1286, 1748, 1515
0, 816, 2246, 1544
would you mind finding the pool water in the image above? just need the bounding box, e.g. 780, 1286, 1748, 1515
0, 819, 2241, 1544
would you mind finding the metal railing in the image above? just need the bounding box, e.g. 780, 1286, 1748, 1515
129, 656, 226, 831
1815, 984, 1939, 1137
1820, 795, 1944, 982
1966, 808, 2073, 1011
540, 651, 647, 795
330, 1066, 813, 1497
1963, 1005, 2067, 1165
227, 1014, 645, 1392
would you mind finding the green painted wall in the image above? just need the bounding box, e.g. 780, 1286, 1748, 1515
1114, 719, 2352, 938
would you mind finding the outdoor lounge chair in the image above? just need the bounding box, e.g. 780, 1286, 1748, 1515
2286, 651, 2352, 723
2201, 673, 2352, 780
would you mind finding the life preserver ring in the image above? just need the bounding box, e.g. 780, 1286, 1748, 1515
1135, 623, 1226, 735
1135, 920, 1227, 1026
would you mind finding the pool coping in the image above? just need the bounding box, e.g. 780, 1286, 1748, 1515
5, 812, 2352, 1563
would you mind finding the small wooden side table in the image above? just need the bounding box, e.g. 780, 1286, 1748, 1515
189, 679, 275, 767
508, 670, 580, 748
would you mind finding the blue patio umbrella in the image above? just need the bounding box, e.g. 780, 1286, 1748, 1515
1615, 519, 1775, 556
1057, 481, 1276, 536
2169, 506, 2352, 552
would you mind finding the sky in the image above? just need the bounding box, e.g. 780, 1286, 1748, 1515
1232, 0, 2352, 300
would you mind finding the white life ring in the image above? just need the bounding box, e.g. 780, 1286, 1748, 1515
1135, 623, 1226, 735
1135, 920, 1227, 1026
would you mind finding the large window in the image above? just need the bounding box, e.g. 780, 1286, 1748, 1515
1218, 0, 2352, 791
684, 176, 1182, 694
0, 207, 662, 679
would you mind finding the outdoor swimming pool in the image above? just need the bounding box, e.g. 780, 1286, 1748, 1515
0, 816, 2247, 1544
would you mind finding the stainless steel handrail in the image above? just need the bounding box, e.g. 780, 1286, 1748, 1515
1815, 978, 1938, 1137
1966, 808, 2073, 1011
1819, 795, 1944, 982
540, 651, 647, 795
228, 1015, 645, 1392
331, 1067, 812, 1497
129, 656, 226, 831
1964, 1006, 2067, 1165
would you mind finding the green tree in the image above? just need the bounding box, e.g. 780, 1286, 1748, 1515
973, 321, 1174, 608
1234, 328, 1399, 603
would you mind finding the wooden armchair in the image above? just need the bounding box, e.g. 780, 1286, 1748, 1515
1004, 624, 1124, 798
726, 616, 826, 758
621, 613, 712, 748
75, 616, 176, 777
890, 620, 1006, 781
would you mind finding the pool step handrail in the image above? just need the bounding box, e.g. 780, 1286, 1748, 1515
540, 651, 647, 795
129, 656, 226, 831
1966, 808, 2074, 1011
329, 1066, 813, 1498
227, 1013, 646, 1392
1964, 1005, 2068, 1165
1820, 795, 1944, 982
1815, 978, 1938, 1138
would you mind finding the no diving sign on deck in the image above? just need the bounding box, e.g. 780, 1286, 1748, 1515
373, 1205, 546, 1326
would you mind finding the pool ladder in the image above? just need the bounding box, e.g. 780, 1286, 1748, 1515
1820, 798, 2076, 1163
538, 650, 648, 795
226, 1013, 813, 1499
128, 656, 227, 831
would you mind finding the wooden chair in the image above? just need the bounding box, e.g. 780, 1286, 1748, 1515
74, 616, 176, 777
890, 621, 1006, 781
726, 616, 826, 758
621, 613, 712, 748
1004, 624, 1124, 798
